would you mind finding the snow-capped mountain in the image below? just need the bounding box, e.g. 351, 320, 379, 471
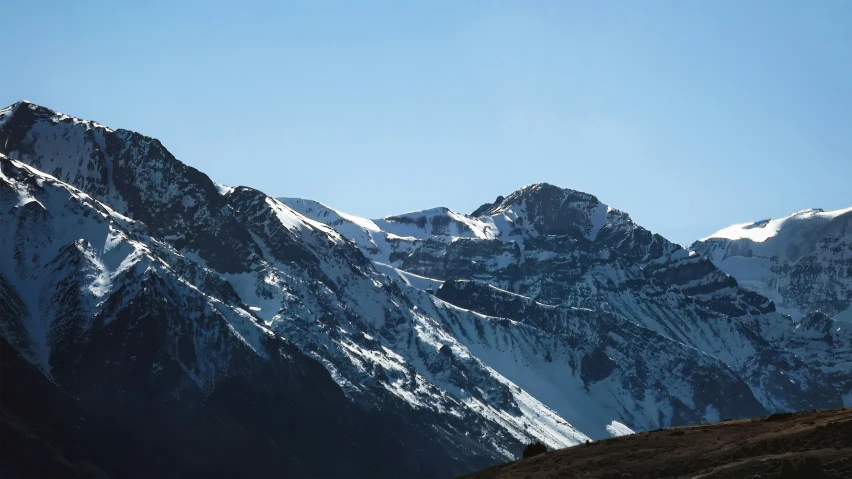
692, 208, 852, 407
692, 208, 852, 321
0, 102, 529, 477
0, 100, 847, 477
0, 155, 462, 478
283, 188, 845, 411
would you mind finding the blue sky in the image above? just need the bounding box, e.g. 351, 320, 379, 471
3, 1, 850, 245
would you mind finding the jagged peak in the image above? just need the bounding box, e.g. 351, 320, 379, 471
0, 100, 116, 138
2, 100, 32, 111
511, 182, 599, 203
474, 183, 602, 219
2, 100, 57, 118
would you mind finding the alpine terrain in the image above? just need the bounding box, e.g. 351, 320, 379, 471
692, 208, 852, 407
0, 101, 849, 477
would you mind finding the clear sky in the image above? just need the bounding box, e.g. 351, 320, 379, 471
3, 1, 850, 246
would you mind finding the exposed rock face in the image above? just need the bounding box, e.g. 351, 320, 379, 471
434, 279, 767, 433
0, 101, 260, 274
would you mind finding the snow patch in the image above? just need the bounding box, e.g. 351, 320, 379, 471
605, 420, 635, 437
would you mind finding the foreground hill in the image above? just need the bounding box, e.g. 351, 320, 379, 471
460, 408, 852, 479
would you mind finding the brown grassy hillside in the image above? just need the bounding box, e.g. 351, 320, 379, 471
460, 408, 852, 479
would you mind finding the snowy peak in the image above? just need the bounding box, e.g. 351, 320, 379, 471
700, 206, 852, 245
286, 181, 675, 259
0, 100, 264, 274
0, 101, 114, 149
469, 183, 677, 260
693, 205, 852, 266
473, 183, 606, 239
692, 206, 852, 323
485, 183, 601, 216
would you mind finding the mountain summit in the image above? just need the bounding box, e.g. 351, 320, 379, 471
692, 206, 852, 321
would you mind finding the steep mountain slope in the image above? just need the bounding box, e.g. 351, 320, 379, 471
0, 155, 493, 478
283, 187, 844, 413
431, 280, 766, 437
280, 194, 822, 433
692, 208, 852, 406
692, 207, 852, 321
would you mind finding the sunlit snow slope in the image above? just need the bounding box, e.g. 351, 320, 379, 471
692, 207, 852, 406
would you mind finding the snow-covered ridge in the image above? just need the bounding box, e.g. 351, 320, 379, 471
691, 206, 852, 407
281, 181, 665, 266
701, 207, 852, 243
692, 205, 852, 319
0, 100, 114, 136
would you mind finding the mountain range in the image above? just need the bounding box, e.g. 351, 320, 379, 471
0, 100, 849, 478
